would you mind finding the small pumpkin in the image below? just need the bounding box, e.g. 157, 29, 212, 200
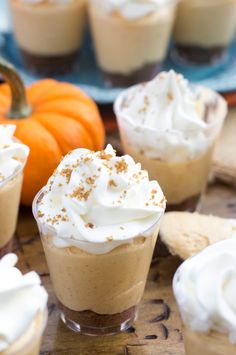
0, 58, 105, 205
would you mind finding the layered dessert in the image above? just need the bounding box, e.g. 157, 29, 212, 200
114, 70, 227, 212
173, 0, 236, 64
0, 253, 48, 355
33, 144, 166, 335
88, 0, 178, 87
173, 239, 236, 355
0, 125, 29, 256
9, 0, 87, 74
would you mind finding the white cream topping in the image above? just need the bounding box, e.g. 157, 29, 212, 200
0, 125, 29, 185
114, 70, 227, 162
34, 145, 165, 254
173, 239, 236, 344
91, 0, 174, 19
0, 253, 48, 351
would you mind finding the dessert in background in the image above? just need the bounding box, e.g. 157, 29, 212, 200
0, 253, 48, 355
114, 70, 227, 212
160, 212, 236, 259
173, 239, 236, 355
33, 144, 166, 335
0, 125, 29, 257
173, 0, 236, 64
9, 0, 87, 74
88, 0, 179, 87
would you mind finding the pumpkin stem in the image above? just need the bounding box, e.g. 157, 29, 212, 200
0, 57, 32, 118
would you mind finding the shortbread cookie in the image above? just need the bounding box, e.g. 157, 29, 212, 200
160, 212, 236, 259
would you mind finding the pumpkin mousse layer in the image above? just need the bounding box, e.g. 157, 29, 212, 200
9, 0, 87, 73
115, 70, 227, 210
0, 125, 29, 254
33, 144, 166, 334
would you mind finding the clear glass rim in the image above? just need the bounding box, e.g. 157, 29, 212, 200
114, 82, 228, 132
32, 187, 165, 246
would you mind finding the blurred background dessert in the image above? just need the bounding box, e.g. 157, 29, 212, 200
173, 0, 236, 64
88, 0, 179, 87
115, 70, 227, 212
9, 0, 87, 74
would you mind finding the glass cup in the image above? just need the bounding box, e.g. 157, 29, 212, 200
9, 0, 87, 75
114, 85, 227, 213
4, 309, 48, 355
88, 0, 179, 87
33, 189, 164, 336
173, 0, 236, 65
0, 164, 26, 257
183, 326, 236, 355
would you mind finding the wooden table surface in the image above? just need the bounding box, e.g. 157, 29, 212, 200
13, 182, 236, 355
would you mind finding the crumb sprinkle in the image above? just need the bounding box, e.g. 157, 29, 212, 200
109, 179, 117, 188
60, 168, 72, 183
71, 186, 91, 201
85, 222, 94, 229
115, 159, 128, 173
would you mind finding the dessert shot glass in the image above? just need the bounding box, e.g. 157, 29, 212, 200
0, 164, 25, 257
9, 0, 87, 74
33, 189, 164, 336
114, 84, 227, 213
173, 0, 236, 65
173, 239, 236, 355
88, 0, 179, 87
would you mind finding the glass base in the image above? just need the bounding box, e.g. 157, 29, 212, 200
60, 304, 138, 336
20, 49, 80, 75
171, 45, 227, 66
166, 194, 201, 213
102, 61, 162, 88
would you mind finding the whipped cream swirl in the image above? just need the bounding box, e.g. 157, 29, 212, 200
114, 70, 227, 162
91, 0, 174, 20
173, 239, 236, 344
34, 145, 165, 254
0, 125, 29, 185
0, 253, 48, 351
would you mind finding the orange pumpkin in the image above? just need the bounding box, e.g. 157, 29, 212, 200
0, 58, 105, 205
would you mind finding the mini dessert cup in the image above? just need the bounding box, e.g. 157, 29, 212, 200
33, 189, 163, 336
0, 165, 24, 257
9, 0, 87, 75
3, 309, 48, 355
173, 0, 236, 65
114, 85, 227, 212
88, 0, 179, 87
183, 326, 236, 355
173, 239, 236, 355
